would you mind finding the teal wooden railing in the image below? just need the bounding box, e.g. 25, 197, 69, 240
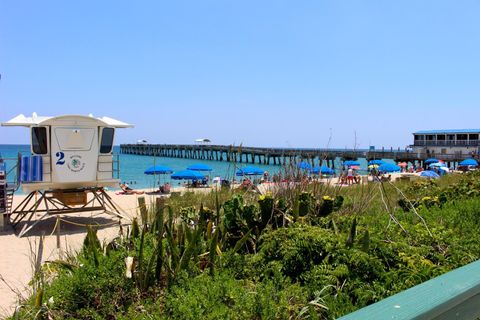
339, 260, 480, 320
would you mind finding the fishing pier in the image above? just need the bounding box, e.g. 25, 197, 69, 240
119, 144, 473, 167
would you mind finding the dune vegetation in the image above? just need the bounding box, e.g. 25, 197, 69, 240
12, 171, 480, 319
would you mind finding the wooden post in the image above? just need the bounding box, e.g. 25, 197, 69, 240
138, 197, 148, 226
155, 197, 165, 230
56, 216, 62, 259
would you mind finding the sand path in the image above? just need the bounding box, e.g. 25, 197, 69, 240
0, 191, 145, 318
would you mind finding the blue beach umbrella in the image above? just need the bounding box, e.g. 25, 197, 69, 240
187, 164, 213, 171
425, 158, 439, 164
297, 162, 312, 170
420, 170, 440, 179
459, 159, 479, 166
344, 160, 360, 167
311, 165, 334, 175
378, 163, 401, 173
429, 162, 447, 168
144, 165, 173, 175
236, 166, 264, 176
368, 160, 384, 165
171, 170, 205, 180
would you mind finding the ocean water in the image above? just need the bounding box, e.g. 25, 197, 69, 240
0, 145, 281, 190
0, 145, 396, 190
116, 148, 281, 189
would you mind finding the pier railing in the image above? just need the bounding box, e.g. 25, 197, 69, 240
339, 259, 480, 320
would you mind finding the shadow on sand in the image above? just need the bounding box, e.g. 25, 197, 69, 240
1, 215, 121, 237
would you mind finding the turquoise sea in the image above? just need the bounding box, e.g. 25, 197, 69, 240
0, 145, 396, 191
0, 145, 281, 190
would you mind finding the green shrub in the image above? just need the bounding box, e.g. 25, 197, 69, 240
13, 175, 480, 320
43, 250, 136, 319
165, 271, 308, 320
298, 192, 315, 216
256, 225, 338, 280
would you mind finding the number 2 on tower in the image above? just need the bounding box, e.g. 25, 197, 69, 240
56, 152, 65, 165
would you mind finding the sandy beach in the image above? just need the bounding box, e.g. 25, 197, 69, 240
0, 190, 153, 318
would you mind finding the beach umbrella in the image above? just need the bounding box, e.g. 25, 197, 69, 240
145, 165, 173, 189
368, 164, 379, 169
420, 170, 440, 179
236, 166, 264, 176
144, 165, 173, 175
459, 159, 479, 166
397, 162, 408, 167
429, 162, 447, 168
297, 162, 312, 170
187, 164, 213, 171
378, 163, 401, 173
368, 160, 384, 165
171, 170, 205, 180
425, 158, 440, 164
350, 165, 361, 170
311, 165, 334, 175
344, 160, 360, 167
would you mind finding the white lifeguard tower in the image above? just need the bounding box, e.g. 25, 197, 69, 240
1, 113, 133, 236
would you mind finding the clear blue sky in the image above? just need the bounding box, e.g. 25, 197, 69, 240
1, 1, 479, 148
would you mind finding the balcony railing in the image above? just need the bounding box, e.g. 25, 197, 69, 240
339, 259, 480, 320
413, 140, 480, 147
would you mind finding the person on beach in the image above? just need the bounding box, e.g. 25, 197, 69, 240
347, 168, 354, 185
338, 171, 346, 185
155, 182, 171, 194
262, 171, 269, 183
380, 174, 391, 182
201, 176, 209, 187
238, 178, 253, 190
119, 183, 144, 195
354, 171, 361, 184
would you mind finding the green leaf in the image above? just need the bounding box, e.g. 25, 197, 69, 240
360, 229, 370, 252
233, 229, 252, 253
346, 217, 357, 248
